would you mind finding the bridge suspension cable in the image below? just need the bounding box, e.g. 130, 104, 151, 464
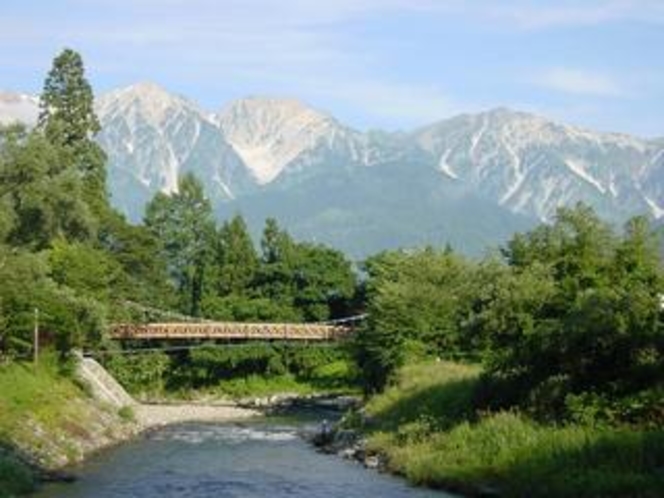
118, 300, 367, 327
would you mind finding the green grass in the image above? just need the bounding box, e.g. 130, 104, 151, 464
0, 353, 114, 495
0, 355, 84, 439
364, 361, 481, 432
363, 361, 664, 497
0, 355, 84, 495
216, 374, 316, 398
117, 405, 135, 422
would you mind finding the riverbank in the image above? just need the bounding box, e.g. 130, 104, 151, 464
0, 357, 258, 497
0, 357, 136, 496
329, 361, 664, 498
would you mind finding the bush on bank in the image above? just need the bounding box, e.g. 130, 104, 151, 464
360, 362, 664, 498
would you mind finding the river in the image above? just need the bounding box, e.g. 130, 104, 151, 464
34, 412, 453, 497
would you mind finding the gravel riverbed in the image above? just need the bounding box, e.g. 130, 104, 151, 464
134, 402, 259, 428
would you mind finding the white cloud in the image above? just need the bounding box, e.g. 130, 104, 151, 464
478, 0, 664, 30
308, 78, 458, 128
1, 0, 659, 132
530, 68, 626, 97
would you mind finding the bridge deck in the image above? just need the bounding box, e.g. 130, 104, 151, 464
109, 322, 353, 341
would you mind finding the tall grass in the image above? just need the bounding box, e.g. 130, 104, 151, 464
365, 361, 481, 432
363, 362, 664, 497
0, 354, 93, 495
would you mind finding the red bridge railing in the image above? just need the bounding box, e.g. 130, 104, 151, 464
109, 322, 354, 341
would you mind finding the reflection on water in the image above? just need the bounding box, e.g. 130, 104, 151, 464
35, 418, 452, 497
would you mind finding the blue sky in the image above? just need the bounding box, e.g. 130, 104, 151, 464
1, 0, 663, 136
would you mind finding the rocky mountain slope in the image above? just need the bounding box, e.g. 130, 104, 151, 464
215, 97, 366, 185
1, 84, 662, 256
413, 108, 660, 222
96, 83, 254, 218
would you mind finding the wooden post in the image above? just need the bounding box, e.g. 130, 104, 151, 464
33, 307, 39, 365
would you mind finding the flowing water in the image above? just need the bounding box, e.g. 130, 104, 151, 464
35, 414, 453, 497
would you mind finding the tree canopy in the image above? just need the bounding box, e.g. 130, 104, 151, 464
144, 173, 215, 316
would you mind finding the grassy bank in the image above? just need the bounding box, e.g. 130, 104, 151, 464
0, 357, 81, 495
360, 362, 664, 497
0, 354, 137, 496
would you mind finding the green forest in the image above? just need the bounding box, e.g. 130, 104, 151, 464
1, 50, 664, 497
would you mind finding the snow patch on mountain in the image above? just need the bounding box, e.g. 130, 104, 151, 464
97, 82, 205, 126
216, 97, 362, 184
564, 158, 606, 194
230, 142, 283, 185
413, 107, 662, 221
499, 142, 526, 204
644, 197, 664, 219
469, 115, 487, 158
438, 148, 458, 179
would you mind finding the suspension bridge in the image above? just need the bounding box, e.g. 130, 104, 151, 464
109, 301, 365, 342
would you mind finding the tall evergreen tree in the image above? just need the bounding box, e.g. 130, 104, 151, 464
214, 215, 259, 296
38, 48, 108, 210
255, 218, 296, 303
260, 217, 293, 264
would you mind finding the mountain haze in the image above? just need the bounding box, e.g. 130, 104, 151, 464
1, 83, 662, 256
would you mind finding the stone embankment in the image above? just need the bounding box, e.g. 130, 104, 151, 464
76, 354, 258, 430
77, 354, 135, 407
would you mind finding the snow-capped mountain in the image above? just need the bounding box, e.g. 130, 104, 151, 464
2, 83, 663, 255
0, 92, 39, 126
215, 97, 367, 184
95, 83, 251, 218
414, 108, 660, 222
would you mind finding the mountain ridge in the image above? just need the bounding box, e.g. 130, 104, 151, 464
1, 83, 662, 256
